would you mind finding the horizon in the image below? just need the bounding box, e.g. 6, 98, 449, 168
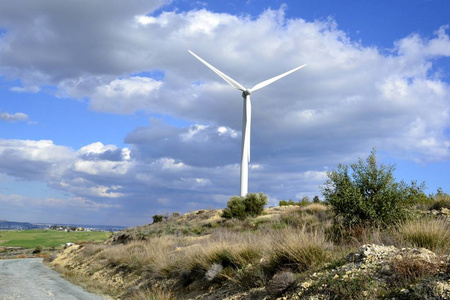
0, 219, 127, 228
1, 0, 449, 226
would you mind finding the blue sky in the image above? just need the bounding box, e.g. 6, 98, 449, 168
0, 0, 449, 226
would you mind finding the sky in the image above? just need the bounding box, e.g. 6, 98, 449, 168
0, 0, 449, 226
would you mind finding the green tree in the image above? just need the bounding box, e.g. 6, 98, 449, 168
321, 149, 425, 228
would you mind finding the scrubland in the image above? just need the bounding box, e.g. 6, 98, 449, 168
50, 202, 450, 299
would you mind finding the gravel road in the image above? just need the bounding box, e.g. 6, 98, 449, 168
0, 258, 107, 300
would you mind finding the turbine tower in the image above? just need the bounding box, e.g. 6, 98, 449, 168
189, 50, 306, 196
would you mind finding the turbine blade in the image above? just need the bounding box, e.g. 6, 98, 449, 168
249, 64, 307, 93
188, 50, 246, 91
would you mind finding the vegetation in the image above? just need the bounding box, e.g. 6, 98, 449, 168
393, 217, 450, 254
47, 150, 450, 299
322, 149, 425, 229
428, 188, 450, 210
279, 196, 317, 207
0, 229, 110, 248
221, 192, 268, 220
152, 214, 164, 223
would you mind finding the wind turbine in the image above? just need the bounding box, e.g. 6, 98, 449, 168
189, 50, 306, 196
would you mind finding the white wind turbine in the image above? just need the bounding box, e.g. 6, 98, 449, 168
189, 50, 306, 196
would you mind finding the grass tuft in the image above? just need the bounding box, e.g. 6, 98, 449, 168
393, 218, 450, 254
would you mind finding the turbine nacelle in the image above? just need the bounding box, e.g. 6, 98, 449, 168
242, 90, 251, 98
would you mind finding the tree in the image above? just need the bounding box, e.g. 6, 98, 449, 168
321, 149, 425, 228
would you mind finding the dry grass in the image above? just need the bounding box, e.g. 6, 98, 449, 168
51, 264, 119, 297
269, 228, 333, 272
301, 203, 328, 213
391, 254, 440, 284
128, 287, 176, 300
55, 204, 450, 299
99, 237, 181, 277
429, 194, 450, 210
392, 217, 450, 254
68, 220, 335, 297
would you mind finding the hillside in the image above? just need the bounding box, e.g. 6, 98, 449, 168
49, 204, 450, 299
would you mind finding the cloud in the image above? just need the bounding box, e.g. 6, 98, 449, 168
9, 85, 40, 93
89, 76, 164, 114
0, 111, 29, 122
125, 119, 240, 166
0, 3, 449, 224
0, 139, 74, 180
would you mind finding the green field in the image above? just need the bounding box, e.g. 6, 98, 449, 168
0, 230, 111, 248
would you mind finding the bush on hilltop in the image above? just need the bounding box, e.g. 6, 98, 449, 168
222, 193, 268, 220
321, 148, 425, 229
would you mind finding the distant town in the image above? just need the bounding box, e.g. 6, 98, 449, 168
0, 220, 127, 232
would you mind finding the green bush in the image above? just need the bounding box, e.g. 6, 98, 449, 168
152, 214, 164, 223
222, 193, 268, 220
321, 149, 425, 228
279, 200, 289, 206
33, 245, 43, 254
428, 188, 450, 210
222, 196, 247, 220
244, 193, 268, 217
297, 196, 310, 207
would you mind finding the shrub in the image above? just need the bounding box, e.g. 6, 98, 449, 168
313, 195, 320, 203
428, 188, 450, 210
244, 193, 268, 217
33, 245, 43, 254
222, 193, 268, 220
222, 196, 247, 220
321, 148, 425, 228
298, 196, 310, 206
279, 199, 295, 206
152, 214, 164, 223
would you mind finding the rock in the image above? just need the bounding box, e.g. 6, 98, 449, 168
267, 271, 295, 296
440, 208, 450, 215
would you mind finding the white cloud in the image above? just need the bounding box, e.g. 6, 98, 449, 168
0, 111, 29, 122
89, 77, 163, 114
0, 139, 74, 179
0, 3, 449, 224
44, 196, 120, 209
9, 85, 40, 93
0, 194, 26, 206
89, 185, 125, 198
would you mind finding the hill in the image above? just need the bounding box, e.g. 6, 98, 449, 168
48, 204, 450, 299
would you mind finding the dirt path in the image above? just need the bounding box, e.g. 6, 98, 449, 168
0, 258, 107, 300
